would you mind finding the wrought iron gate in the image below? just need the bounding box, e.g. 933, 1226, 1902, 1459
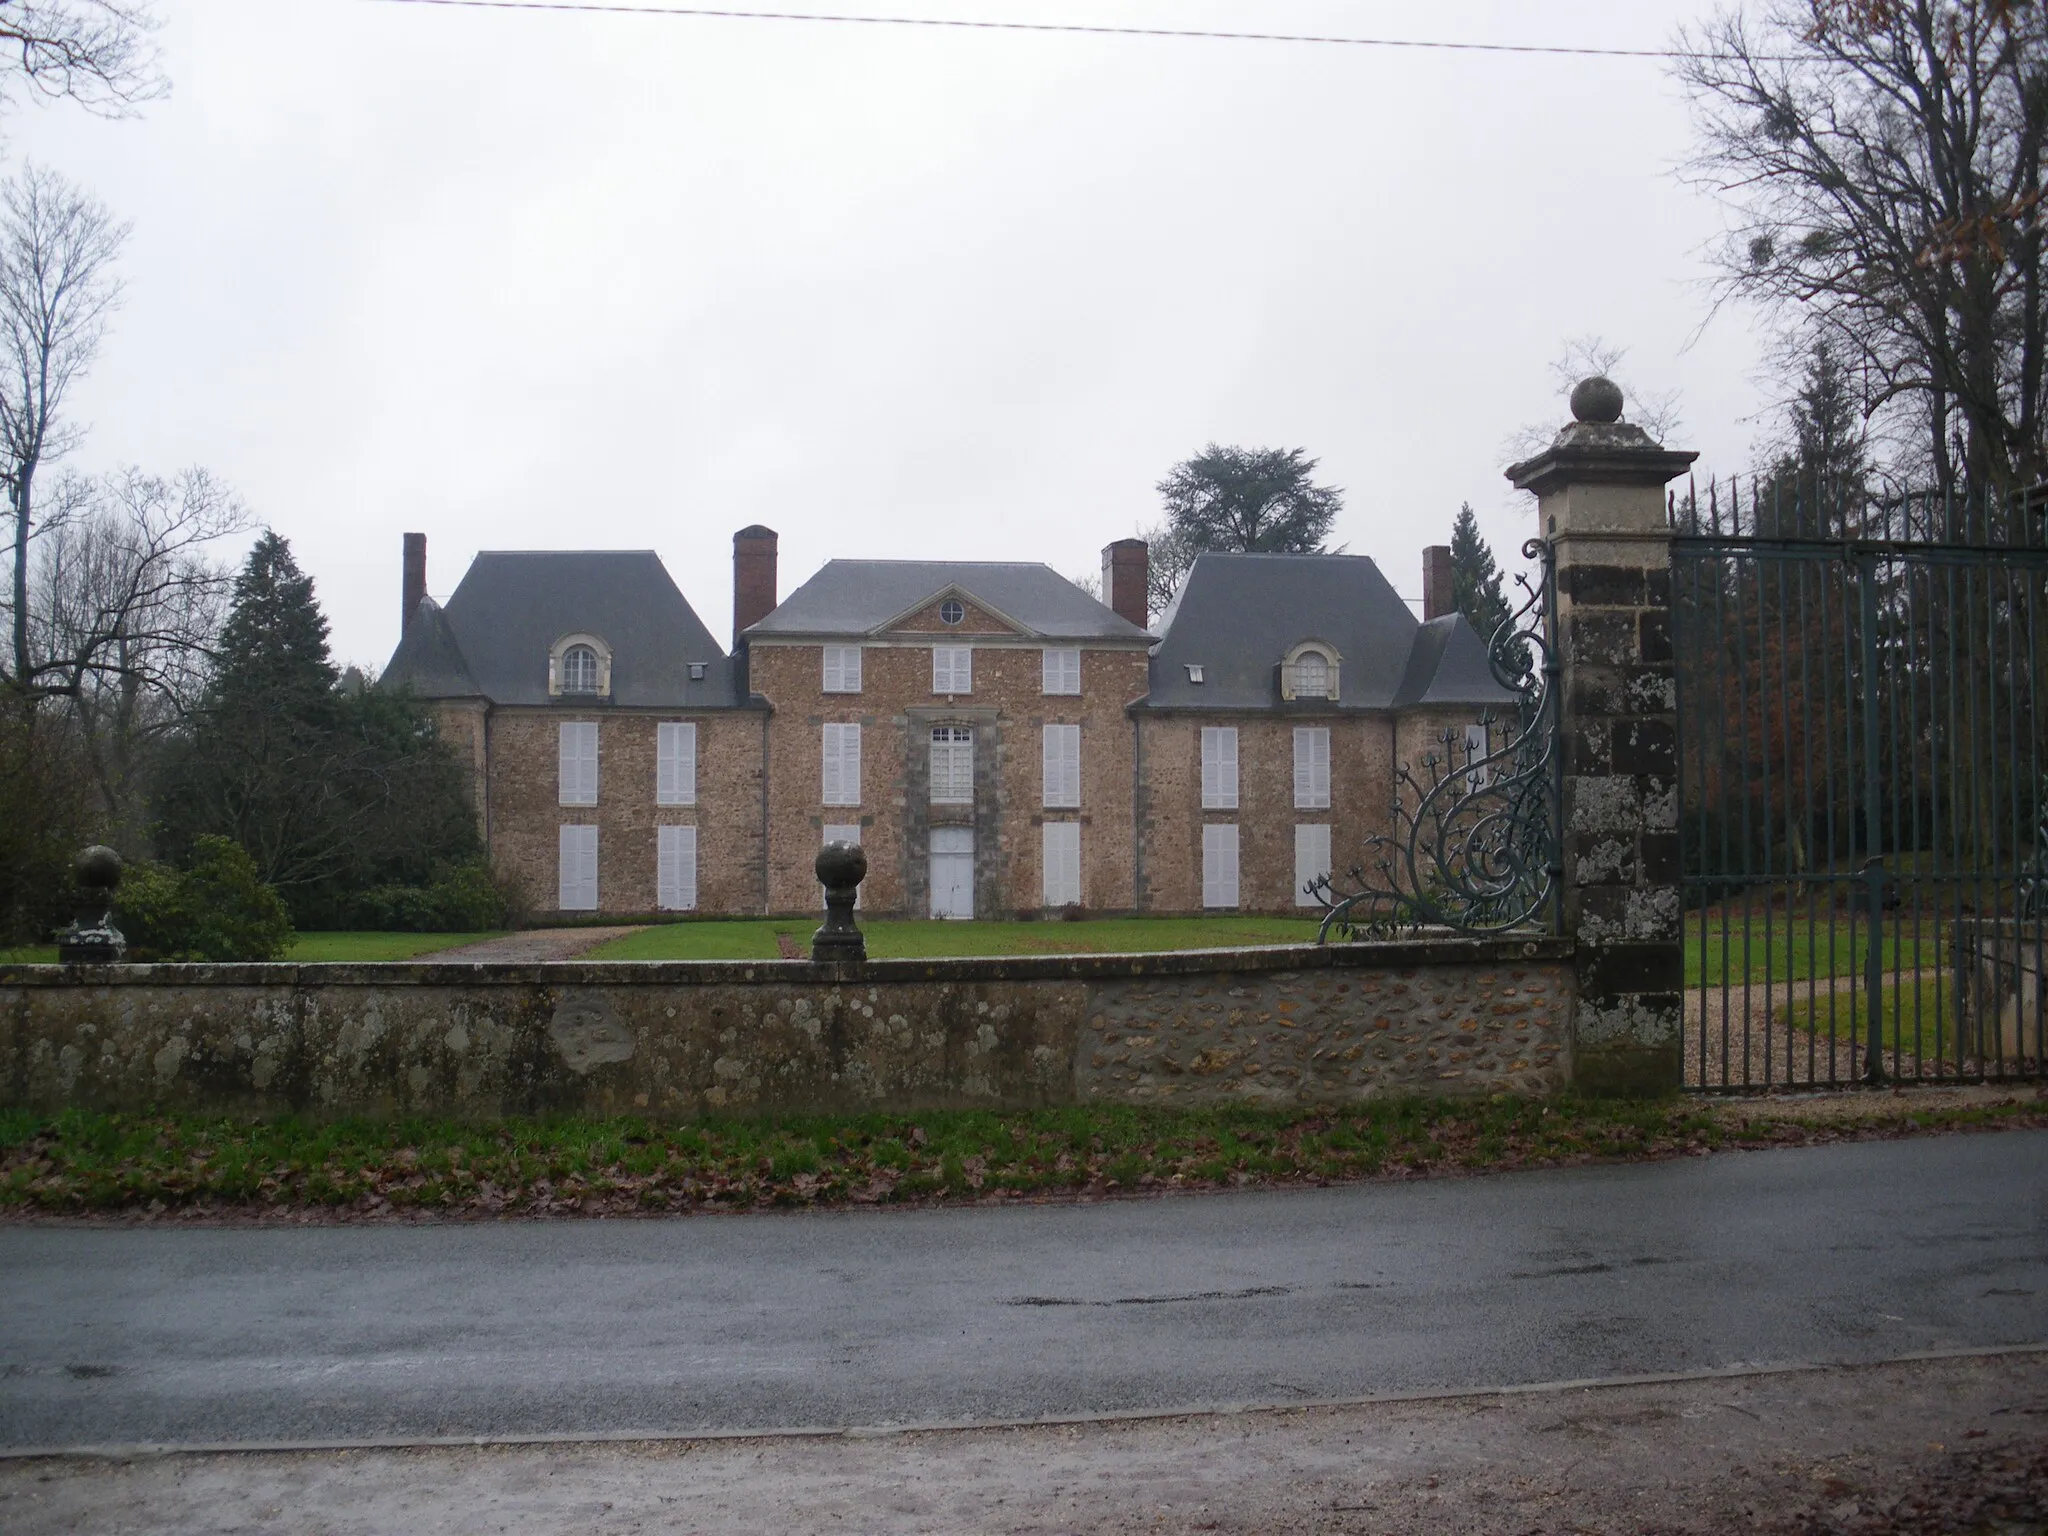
1674, 482, 2048, 1089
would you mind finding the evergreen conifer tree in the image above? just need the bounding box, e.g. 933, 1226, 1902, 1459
1449, 503, 1513, 648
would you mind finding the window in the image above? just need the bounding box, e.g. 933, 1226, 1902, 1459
823, 823, 863, 909
1295, 824, 1331, 907
1464, 722, 1492, 789
558, 722, 598, 806
561, 644, 600, 694
822, 723, 861, 806
1200, 726, 1238, 809
657, 722, 696, 806
558, 824, 598, 910
1293, 727, 1331, 809
939, 598, 965, 625
1185, 664, 1205, 685
823, 645, 863, 693
1202, 823, 1240, 908
657, 825, 697, 911
1042, 821, 1081, 907
1292, 649, 1331, 698
1042, 723, 1081, 808
1042, 647, 1081, 695
932, 646, 972, 694
931, 725, 974, 804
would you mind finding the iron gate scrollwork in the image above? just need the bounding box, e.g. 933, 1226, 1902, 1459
1310, 539, 1562, 940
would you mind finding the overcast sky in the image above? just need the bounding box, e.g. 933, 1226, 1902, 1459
9, 0, 1771, 669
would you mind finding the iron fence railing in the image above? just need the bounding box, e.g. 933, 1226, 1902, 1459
1673, 477, 2048, 1090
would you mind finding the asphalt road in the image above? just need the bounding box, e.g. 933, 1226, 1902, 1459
3, 1131, 2044, 1453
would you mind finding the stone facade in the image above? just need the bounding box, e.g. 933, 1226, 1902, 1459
478, 709, 768, 919
748, 614, 1152, 919
0, 939, 1573, 1120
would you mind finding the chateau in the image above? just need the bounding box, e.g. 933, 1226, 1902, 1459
381, 529, 1511, 918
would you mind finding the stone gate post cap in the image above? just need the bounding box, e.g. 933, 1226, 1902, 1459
816, 841, 868, 888
75, 845, 123, 891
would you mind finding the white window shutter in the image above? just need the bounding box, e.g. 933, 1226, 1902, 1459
559, 722, 598, 807
657, 723, 697, 807
1202, 727, 1238, 810
1202, 823, 1239, 908
1042, 821, 1081, 906
1042, 724, 1080, 808
658, 825, 697, 911
559, 824, 598, 910
1295, 823, 1331, 906
1042, 647, 1080, 694
823, 648, 841, 692
822, 724, 860, 806
847, 648, 863, 692
821, 726, 840, 805
824, 646, 863, 693
1294, 727, 1330, 810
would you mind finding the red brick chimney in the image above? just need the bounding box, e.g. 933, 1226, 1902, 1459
732, 525, 779, 648
1101, 538, 1149, 629
1422, 544, 1454, 621
402, 532, 427, 635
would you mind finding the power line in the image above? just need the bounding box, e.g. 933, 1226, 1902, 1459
368, 0, 1787, 62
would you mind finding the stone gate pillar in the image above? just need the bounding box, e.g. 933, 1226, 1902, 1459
1507, 378, 1697, 1095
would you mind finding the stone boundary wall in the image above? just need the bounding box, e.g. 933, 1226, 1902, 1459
0, 940, 1572, 1120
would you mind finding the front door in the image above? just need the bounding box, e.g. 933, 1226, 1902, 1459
930, 828, 974, 919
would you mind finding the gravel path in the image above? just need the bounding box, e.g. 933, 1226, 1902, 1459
5, 1351, 2042, 1535
427, 928, 639, 963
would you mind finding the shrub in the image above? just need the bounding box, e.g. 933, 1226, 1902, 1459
119, 836, 294, 962
344, 860, 508, 933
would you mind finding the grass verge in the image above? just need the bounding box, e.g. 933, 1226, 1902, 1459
1687, 912, 1938, 987
1778, 975, 1954, 1052
4, 1093, 2040, 1220
586, 916, 1327, 962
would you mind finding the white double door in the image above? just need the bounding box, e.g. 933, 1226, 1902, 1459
930, 827, 975, 919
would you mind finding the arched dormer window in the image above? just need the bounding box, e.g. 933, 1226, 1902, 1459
549, 633, 614, 699
1281, 640, 1341, 702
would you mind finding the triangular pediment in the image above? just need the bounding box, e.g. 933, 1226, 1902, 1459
869, 583, 1034, 638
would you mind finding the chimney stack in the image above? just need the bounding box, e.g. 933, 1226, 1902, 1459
1101, 538, 1149, 630
732, 525, 779, 648
402, 532, 427, 635
1422, 545, 1454, 621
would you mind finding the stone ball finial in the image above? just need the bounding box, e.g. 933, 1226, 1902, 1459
74, 844, 123, 893
1570, 376, 1625, 424
815, 841, 868, 890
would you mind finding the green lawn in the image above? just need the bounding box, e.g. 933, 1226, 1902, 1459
0, 933, 500, 964
1686, 912, 1940, 987
1777, 975, 1953, 1052
5, 1094, 2041, 1216
288, 932, 504, 962
586, 915, 1327, 962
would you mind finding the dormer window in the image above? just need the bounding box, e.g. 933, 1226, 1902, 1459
1280, 640, 1341, 702
1185, 664, 1205, 684
548, 633, 613, 699
562, 645, 599, 694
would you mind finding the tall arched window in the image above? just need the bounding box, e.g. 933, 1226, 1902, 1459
562, 644, 600, 694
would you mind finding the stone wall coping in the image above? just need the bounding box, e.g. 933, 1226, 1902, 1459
0, 936, 1572, 989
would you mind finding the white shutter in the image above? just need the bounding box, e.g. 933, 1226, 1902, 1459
932, 646, 973, 694
657, 824, 697, 911
822, 723, 861, 806
1042, 647, 1081, 695
1293, 727, 1330, 809
657, 722, 697, 806
1042, 821, 1081, 906
1295, 823, 1331, 906
559, 824, 598, 910
1464, 722, 1491, 789
1201, 727, 1238, 810
559, 722, 598, 807
1202, 823, 1239, 908
1042, 723, 1080, 808
824, 646, 863, 693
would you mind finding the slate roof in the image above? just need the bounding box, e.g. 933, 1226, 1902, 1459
380, 550, 742, 708
744, 560, 1152, 641
1144, 552, 1515, 712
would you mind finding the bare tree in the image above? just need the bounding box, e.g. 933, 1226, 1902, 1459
0, 2, 164, 116
0, 163, 127, 705
1675, 0, 2048, 494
